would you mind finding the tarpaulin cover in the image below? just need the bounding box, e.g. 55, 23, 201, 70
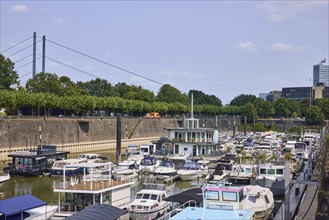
0, 194, 46, 216
65, 204, 128, 220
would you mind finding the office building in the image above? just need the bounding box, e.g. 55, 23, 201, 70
259, 93, 269, 100
313, 60, 329, 86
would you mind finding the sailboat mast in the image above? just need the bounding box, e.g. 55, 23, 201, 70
191, 93, 194, 119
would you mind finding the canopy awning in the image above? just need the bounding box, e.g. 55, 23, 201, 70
0, 194, 46, 216
65, 204, 128, 220
164, 188, 203, 204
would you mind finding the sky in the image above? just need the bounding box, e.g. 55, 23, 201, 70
1, 1, 328, 104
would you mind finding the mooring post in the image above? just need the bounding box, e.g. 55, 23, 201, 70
116, 113, 122, 163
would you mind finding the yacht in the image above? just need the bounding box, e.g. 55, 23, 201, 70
256, 142, 272, 155
292, 142, 310, 160
228, 164, 257, 185
154, 160, 177, 179
177, 161, 204, 181
77, 153, 108, 163
128, 183, 172, 220
50, 158, 87, 176
255, 164, 285, 196
284, 140, 296, 152
240, 185, 275, 220
139, 156, 160, 172
112, 160, 139, 180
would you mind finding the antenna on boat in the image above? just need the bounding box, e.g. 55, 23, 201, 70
191, 93, 194, 119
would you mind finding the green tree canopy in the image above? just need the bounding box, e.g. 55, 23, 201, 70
188, 90, 222, 106
157, 84, 189, 104
230, 94, 256, 106
304, 106, 325, 125
77, 78, 114, 97
0, 54, 19, 89
25, 72, 62, 95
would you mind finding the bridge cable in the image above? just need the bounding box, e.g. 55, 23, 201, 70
1, 36, 33, 53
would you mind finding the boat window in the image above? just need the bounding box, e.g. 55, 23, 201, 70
248, 196, 257, 203
137, 206, 143, 209
150, 195, 158, 200
268, 169, 275, 175
136, 194, 143, 199
264, 195, 270, 204
222, 191, 237, 202
276, 169, 284, 175
206, 191, 219, 200
260, 168, 267, 174
162, 194, 165, 201
142, 194, 150, 199
241, 168, 245, 172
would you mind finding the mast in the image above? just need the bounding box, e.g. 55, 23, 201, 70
191, 93, 194, 119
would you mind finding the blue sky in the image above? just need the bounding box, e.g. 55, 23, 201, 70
1, 1, 328, 104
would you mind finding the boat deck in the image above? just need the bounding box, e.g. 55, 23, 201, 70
53, 178, 134, 193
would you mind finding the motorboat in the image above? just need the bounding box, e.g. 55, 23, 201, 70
25, 205, 59, 220
154, 160, 177, 179
50, 158, 87, 176
256, 142, 272, 155
128, 183, 172, 220
240, 185, 275, 220
125, 144, 140, 156
139, 156, 160, 172
255, 164, 285, 196
0, 172, 10, 183
77, 153, 108, 163
228, 164, 257, 185
3, 145, 69, 177
177, 161, 204, 181
112, 160, 139, 179
292, 142, 310, 160
284, 140, 296, 152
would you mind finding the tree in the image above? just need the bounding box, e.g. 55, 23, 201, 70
77, 78, 114, 97
157, 84, 189, 104
188, 90, 222, 106
230, 94, 256, 106
304, 106, 325, 125
240, 103, 258, 123
25, 72, 62, 95
253, 98, 274, 118
0, 54, 19, 89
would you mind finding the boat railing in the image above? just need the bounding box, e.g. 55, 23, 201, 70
156, 200, 197, 220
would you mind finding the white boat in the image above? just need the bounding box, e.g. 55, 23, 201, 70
284, 140, 296, 152
257, 142, 272, 155
25, 205, 58, 220
255, 164, 286, 196
112, 160, 139, 179
154, 160, 177, 179
125, 144, 140, 156
0, 173, 10, 183
77, 153, 108, 163
128, 183, 172, 220
228, 164, 257, 185
240, 185, 275, 220
177, 161, 203, 181
139, 156, 160, 172
50, 158, 87, 176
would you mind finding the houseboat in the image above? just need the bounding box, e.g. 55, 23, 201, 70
3, 145, 69, 177
53, 162, 134, 218
128, 183, 172, 220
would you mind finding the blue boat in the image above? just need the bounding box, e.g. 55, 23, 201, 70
50, 158, 86, 176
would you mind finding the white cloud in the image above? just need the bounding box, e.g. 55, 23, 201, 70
9, 4, 28, 12
269, 42, 305, 52
258, 1, 328, 22
234, 41, 258, 52
53, 18, 65, 24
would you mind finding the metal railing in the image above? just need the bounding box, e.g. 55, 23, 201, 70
156, 200, 197, 220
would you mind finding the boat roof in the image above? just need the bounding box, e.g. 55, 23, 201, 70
8, 151, 69, 158
65, 204, 127, 220
137, 189, 165, 195
0, 194, 46, 216
65, 162, 112, 168
169, 207, 254, 220
202, 185, 243, 193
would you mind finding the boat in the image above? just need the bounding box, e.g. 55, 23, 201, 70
177, 161, 204, 181
125, 144, 140, 156
166, 183, 255, 220
292, 142, 310, 160
24, 205, 58, 220
139, 156, 160, 172
53, 162, 134, 218
284, 140, 296, 152
154, 159, 177, 179
228, 164, 257, 185
0, 173, 10, 183
256, 142, 272, 155
241, 185, 275, 220
3, 145, 69, 177
128, 183, 172, 220
50, 158, 87, 176
112, 160, 139, 180
77, 153, 108, 163
255, 163, 286, 196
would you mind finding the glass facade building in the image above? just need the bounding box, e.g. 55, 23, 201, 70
313, 63, 329, 86
282, 87, 312, 101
